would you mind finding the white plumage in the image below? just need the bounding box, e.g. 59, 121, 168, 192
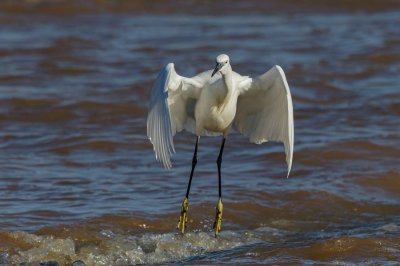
147, 54, 294, 176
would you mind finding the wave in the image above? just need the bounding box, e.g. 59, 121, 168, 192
1, 0, 400, 15
1, 221, 400, 265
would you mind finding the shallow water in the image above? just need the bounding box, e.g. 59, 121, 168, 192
0, 1, 399, 265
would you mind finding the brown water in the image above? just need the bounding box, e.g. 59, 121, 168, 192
0, 1, 400, 265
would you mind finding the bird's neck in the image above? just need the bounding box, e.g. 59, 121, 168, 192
222, 66, 234, 93
218, 67, 235, 113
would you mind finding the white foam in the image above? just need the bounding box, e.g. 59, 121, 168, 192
5, 228, 281, 265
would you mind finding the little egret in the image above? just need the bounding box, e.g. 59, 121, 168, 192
147, 54, 294, 236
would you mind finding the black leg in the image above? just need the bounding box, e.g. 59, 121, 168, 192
214, 137, 226, 237
177, 136, 199, 234
185, 136, 199, 198
217, 137, 226, 198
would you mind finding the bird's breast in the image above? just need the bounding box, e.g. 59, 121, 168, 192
195, 88, 238, 134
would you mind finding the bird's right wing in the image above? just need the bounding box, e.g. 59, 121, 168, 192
147, 63, 206, 169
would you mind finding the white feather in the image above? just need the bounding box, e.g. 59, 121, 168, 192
147, 58, 294, 177
235, 65, 294, 176
147, 63, 208, 168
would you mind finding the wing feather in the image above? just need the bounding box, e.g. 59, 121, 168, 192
235, 65, 294, 176
147, 63, 206, 168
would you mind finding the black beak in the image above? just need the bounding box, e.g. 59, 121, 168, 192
211, 63, 222, 77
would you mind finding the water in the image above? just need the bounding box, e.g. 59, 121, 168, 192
0, 1, 399, 265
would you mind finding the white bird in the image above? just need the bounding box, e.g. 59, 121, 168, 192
147, 54, 294, 236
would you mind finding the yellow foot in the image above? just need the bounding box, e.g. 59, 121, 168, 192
213, 197, 223, 237
177, 197, 189, 234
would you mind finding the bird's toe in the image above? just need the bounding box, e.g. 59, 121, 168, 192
213, 197, 223, 237
177, 197, 189, 234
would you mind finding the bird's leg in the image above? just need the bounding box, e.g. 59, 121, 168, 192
213, 137, 226, 237
177, 136, 199, 234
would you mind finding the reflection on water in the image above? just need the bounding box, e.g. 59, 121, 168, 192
0, 0, 399, 264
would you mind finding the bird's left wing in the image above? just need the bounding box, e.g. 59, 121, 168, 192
147, 63, 205, 169
234, 65, 294, 176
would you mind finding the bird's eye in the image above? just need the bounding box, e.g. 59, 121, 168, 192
225, 61, 228, 64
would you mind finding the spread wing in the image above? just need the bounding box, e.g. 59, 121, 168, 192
147, 63, 207, 168
235, 65, 294, 177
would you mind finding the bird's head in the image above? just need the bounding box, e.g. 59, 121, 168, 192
211, 54, 230, 77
